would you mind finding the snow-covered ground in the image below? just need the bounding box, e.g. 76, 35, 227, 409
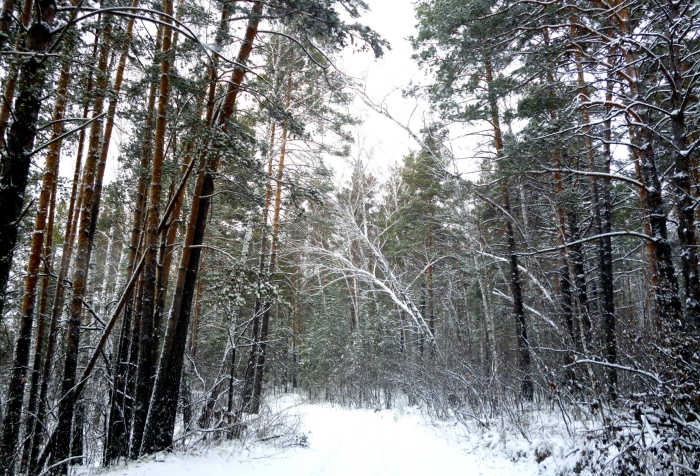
91, 398, 581, 476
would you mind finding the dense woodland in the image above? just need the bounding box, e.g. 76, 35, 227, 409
0, 0, 699, 474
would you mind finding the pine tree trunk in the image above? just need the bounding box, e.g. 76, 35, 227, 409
0, 8, 54, 336
68, 405, 84, 466
599, 97, 618, 397
131, 0, 172, 452
85, 1, 137, 268
0, 0, 15, 44
475, 252, 495, 376
126, 274, 145, 458
104, 19, 157, 464
153, 179, 181, 354
666, 2, 700, 330
569, 27, 596, 355
190, 272, 203, 360
484, 60, 532, 400
29, 163, 58, 446
552, 159, 578, 356
242, 122, 276, 411
251, 101, 291, 412
0, 64, 19, 143
148, 0, 200, 351
104, 286, 134, 464
17, 54, 72, 473
0, 0, 32, 140
427, 261, 435, 345
613, 5, 683, 335
542, 61, 580, 357
50, 17, 113, 472
141, 2, 262, 453
634, 124, 683, 331
154, 148, 194, 368
29, 74, 93, 472
565, 212, 591, 344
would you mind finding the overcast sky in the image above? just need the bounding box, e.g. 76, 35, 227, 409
330, 0, 483, 185
332, 0, 428, 182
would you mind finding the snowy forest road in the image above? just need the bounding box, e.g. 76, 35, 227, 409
96, 402, 540, 476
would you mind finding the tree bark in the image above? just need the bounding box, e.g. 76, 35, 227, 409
484, 59, 532, 400
616, 2, 683, 333
85, 0, 137, 268
250, 91, 291, 412
552, 155, 578, 356
0, 1, 52, 331
50, 16, 112, 473
130, 0, 173, 452
104, 19, 158, 464
125, 273, 145, 457
566, 212, 591, 347
141, 2, 262, 454
17, 54, 71, 473
0, 0, 33, 141
241, 122, 276, 411
0, 0, 15, 45
29, 67, 94, 472
599, 76, 618, 398
665, 0, 700, 331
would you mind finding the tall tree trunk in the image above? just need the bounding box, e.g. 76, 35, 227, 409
154, 147, 195, 368
27, 160, 58, 452
130, 0, 173, 452
29, 67, 94, 472
104, 284, 134, 464
50, 16, 113, 472
474, 250, 496, 376
0, 0, 32, 141
427, 250, 435, 345
552, 156, 578, 355
599, 71, 618, 398
616, 3, 683, 333
104, 19, 157, 464
68, 404, 84, 466
241, 122, 277, 411
125, 273, 145, 457
190, 268, 204, 360
542, 57, 580, 357
665, 1, 700, 330
571, 23, 617, 397
141, 2, 262, 453
566, 212, 591, 346
250, 92, 291, 412
484, 59, 532, 400
16, 54, 72, 473
85, 0, 137, 268
0, 0, 54, 330
0, 64, 19, 144
0, 0, 16, 45
633, 116, 683, 330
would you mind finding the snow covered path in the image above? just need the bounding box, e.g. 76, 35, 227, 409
99, 402, 544, 476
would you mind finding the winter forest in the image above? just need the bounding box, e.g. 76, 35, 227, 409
0, 0, 699, 474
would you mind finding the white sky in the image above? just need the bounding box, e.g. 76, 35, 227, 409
330, 0, 483, 184
332, 0, 426, 180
